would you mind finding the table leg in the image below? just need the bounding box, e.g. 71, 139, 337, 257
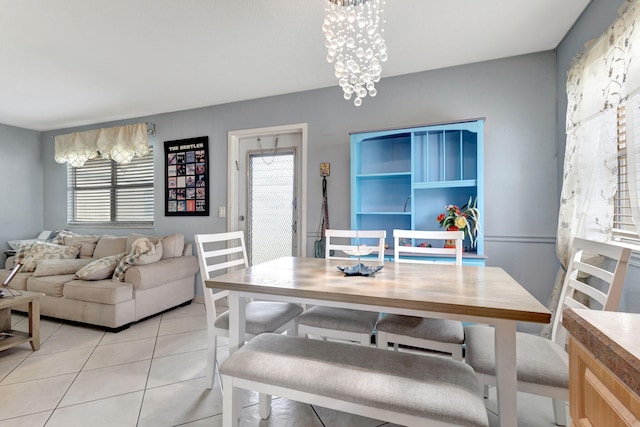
228, 292, 246, 355
494, 319, 517, 427
29, 299, 41, 351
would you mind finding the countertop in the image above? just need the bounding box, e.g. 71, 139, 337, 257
563, 308, 640, 395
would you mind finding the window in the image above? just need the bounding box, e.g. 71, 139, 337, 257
67, 149, 154, 226
614, 102, 640, 243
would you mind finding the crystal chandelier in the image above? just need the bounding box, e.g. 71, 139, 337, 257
322, 0, 387, 106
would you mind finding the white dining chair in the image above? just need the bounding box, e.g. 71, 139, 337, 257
464, 237, 632, 426
296, 229, 385, 346
194, 231, 303, 389
375, 229, 466, 360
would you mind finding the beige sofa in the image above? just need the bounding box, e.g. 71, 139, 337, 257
1, 232, 198, 331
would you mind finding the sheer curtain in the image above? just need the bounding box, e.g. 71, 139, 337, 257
545, 0, 640, 337
54, 123, 150, 167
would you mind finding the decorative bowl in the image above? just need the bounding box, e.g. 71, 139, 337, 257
337, 263, 384, 276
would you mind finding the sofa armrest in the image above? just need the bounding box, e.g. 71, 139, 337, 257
124, 255, 199, 290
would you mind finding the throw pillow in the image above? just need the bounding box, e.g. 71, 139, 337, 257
13, 242, 36, 267
112, 238, 162, 282
32, 258, 93, 277
93, 235, 128, 259
134, 240, 163, 265
126, 233, 184, 259
21, 242, 82, 272
75, 253, 126, 280
160, 233, 184, 259
112, 252, 140, 282
64, 235, 99, 258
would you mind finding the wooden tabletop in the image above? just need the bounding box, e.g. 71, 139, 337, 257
206, 256, 551, 324
0, 290, 43, 309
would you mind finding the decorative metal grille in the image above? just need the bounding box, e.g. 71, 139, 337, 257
247, 151, 295, 265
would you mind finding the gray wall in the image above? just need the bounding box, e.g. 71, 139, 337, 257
36, 50, 561, 320
556, 0, 640, 313
4, 0, 637, 325
0, 123, 44, 247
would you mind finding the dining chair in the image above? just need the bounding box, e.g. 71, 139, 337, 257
375, 229, 466, 360
464, 237, 632, 426
194, 231, 303, 389
296, 229, 386, 346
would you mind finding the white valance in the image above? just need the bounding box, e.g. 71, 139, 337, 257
54, 123, 150, 167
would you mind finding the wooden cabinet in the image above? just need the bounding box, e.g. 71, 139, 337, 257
350, 119, 484, 264
569, 337, 640, 426
564, 309, 640, 427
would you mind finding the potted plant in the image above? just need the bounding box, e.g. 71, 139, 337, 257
436, 197, 481, 249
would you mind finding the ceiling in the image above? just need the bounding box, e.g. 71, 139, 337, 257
0, 0, 590, 132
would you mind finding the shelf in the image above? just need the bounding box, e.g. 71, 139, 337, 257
356, 172, 411, 179
413, 179, 477, 189
356, 212, 412, 215
0, 330, 31, 352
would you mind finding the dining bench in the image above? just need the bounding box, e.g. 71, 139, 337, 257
219, 333, 489, 427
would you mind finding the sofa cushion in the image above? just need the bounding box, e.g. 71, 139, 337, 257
32, 258, 93, 277
27, 274, 76, 297
76, 253, 126, 280
63, 279, 133, 304
64, 235, 99, 258
93, 235, 127, 259
126, 233, 184, 259
21, 242, 82, 272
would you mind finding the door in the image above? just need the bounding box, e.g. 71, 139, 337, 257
229, 125, 307, 265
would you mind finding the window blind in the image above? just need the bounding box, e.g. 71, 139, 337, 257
67, 149, 154, 226
613, 103, 640, 242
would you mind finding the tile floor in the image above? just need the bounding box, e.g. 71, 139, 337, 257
0, 302, 566, 427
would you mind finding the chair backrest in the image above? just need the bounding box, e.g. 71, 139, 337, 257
194, 231, 249, 319
551, 237, 632, 346
393, 229, 464, 265
325, 229, 386, 263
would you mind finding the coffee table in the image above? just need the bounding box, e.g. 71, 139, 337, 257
0, 290, 43, 351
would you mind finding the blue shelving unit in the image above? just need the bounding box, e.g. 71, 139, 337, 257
350, 119, 485, 265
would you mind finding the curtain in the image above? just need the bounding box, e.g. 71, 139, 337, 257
54, 123, 150, 167
543, 1, 640, 337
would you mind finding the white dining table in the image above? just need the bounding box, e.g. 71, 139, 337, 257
206, 256, 551, 427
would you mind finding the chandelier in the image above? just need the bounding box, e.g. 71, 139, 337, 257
322, 0, 387, 106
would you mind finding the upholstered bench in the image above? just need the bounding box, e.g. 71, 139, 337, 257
219, 333, 489, 427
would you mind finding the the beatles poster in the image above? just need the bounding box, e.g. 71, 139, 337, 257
164, 136, 209, 216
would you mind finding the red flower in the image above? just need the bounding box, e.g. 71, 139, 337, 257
437, 214, 446, 222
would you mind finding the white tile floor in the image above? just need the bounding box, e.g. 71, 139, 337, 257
0, 302, 566, 427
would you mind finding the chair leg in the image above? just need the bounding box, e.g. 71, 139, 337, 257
206, 331, 217, 390
222, 375, 239, 427
259, 393, 272, 419
286, 321, 298, 336
552, 398, 568, 426
451, 345, 463, 362
376, 331, 388, 350
360, 333, 371, 346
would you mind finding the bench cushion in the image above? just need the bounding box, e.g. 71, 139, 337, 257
220, 333, 488, 427
464, 325, 568, 388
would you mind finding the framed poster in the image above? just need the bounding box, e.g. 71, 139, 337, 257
164, 136, 209, 216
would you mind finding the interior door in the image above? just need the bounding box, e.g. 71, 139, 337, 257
237, 133, 302, 265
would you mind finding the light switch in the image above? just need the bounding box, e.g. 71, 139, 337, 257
218, 206, 226, 218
